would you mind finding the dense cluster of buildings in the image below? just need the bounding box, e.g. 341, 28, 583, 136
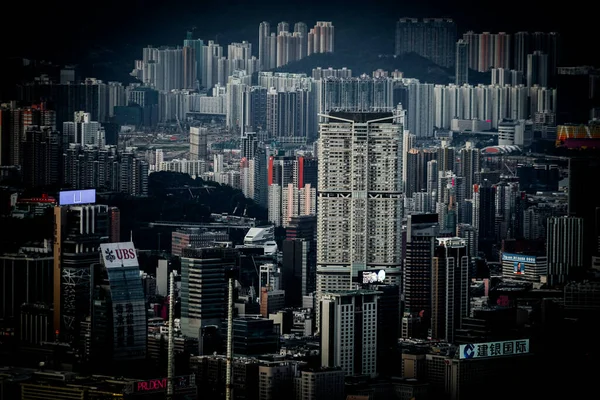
1, 13, 600, 400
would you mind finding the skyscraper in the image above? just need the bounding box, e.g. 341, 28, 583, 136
455, 40, 469, 86
306, 21, 335, 55
54, 204, 109, 343
527, 51, 549, 88
316, 111, 403, 328
431, 238, 469, 343
258, 21, 271, 70
180, 247, 238, 339
546, 216, 583, 286
183, 45, 197, 89
402, 213, 439, 338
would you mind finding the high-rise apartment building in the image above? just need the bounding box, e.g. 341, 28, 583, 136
321, 290, 379, 377
395, 18, 456, 67
307, 21, 334, 55
183, 32, 204, 89
20, 126, 61, 189
527, 51, 549, 88
316, 112, 403, 328
456, 40, 469, 86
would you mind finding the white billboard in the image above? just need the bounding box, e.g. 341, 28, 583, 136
100, 242, 139, 268
459, 339, 529, 359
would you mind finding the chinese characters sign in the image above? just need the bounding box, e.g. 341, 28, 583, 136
459, 339, 529, 359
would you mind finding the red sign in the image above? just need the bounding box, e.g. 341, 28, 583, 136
136, 378, 167, 392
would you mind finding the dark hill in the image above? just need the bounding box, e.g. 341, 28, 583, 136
271, 51, 490, 85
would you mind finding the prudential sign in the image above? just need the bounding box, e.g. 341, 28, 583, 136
100, 242, 139, 268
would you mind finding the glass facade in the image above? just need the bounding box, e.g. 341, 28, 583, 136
106, 266, 147, 360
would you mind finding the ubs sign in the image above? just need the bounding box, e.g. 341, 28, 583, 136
100, 242, 139, 268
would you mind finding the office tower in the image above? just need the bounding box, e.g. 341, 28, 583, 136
402, 214, 439, 339
189, 126, 208, 161
54, 204, 109, 343
527, 51, 549, 88
431, 238, 469, 343
282, 238, 316, 307
0, 250, 53, 336
232, 317, 279, 356
91, 242, 147, 361
321, 290, 379, 377
456, 40, 469, 85
180, 247, 238, 339
307, 21, 335, 55
294, 368, 345, 400
546, 217, 583, 286
183, 45, 197, 89
316, 112, 403, 327
568, 157, 600, 267
395, 18, 456, 67
20, 126, 61, 189
472, 180, 497, 259
458, 142, 480, 200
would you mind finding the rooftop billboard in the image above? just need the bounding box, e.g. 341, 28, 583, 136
501, 253, 536, 264
459, 339, 529, 360
58, 189, 96, 206
100, 242, 138, 268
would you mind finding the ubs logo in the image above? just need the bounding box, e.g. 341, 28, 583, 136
105, 248, 116, 262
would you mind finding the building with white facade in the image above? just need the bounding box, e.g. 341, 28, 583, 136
320, 290, 379, 377
316, 111, 403, 328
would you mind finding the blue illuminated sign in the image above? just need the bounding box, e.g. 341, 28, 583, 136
58, 189, 96, 206
501, 253, 536, 264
